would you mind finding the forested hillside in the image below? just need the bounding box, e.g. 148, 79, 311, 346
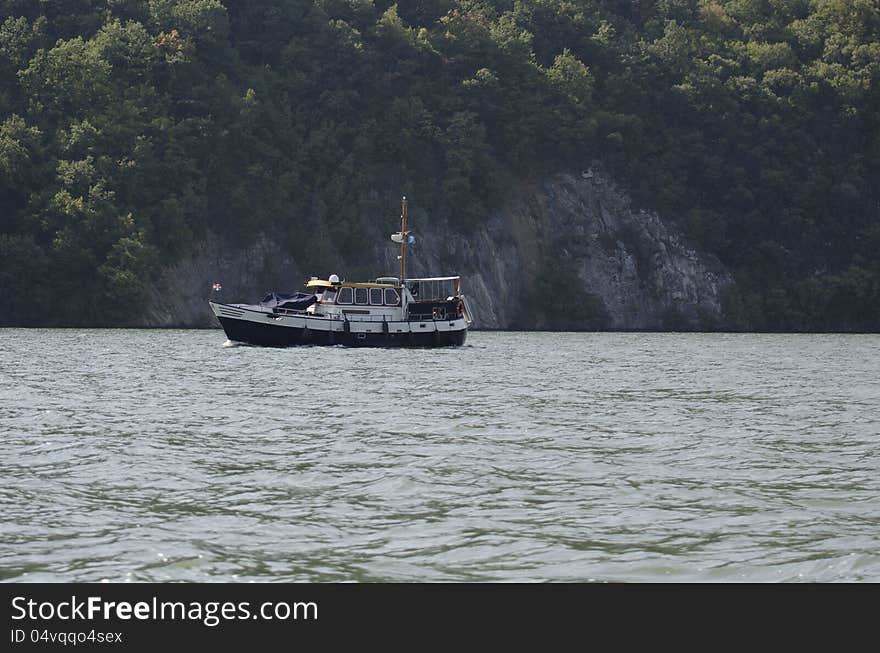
1, 1, 878, 330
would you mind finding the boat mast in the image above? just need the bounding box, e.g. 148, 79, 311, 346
400, 196, 407, 284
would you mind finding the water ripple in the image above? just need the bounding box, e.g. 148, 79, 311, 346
1, 329, 879, 581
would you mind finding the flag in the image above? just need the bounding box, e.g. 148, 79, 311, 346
212, 282, 222, 291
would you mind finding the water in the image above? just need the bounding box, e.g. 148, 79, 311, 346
1, 329, 878, 582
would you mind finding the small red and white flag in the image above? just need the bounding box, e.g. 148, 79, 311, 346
212, 282, 222, 291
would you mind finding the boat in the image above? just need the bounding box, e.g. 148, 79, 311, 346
209, 197, 473, 347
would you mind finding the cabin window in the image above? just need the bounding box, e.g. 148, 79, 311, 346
322, 288, 337, 304
384, 288, 400, 306
355, 287, 369, 305
337, 287, 353, 305
369, 288, 383, 305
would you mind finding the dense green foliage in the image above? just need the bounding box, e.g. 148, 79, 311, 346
0, 0, 877, 329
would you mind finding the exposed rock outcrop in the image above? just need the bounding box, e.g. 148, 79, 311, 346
139, 169, 731, 330
140, 232, 303, 328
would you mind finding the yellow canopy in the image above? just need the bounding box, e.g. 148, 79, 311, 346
305, 279, 400, 289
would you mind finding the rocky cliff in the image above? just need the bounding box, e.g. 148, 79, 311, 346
140, 231, 304, 328
139, 169, 731, 330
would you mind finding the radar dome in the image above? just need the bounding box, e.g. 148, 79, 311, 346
329, 273, 340, 283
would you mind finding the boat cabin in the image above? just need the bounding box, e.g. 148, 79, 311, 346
301, 275, 463, 322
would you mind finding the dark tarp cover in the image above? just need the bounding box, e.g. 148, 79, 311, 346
260, 292, 318, 310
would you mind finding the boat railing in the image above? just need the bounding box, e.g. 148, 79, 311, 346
406, 277, 461, 302
269, 308, 431, 323
266, 307, 312, 317
341, 314, 397, 323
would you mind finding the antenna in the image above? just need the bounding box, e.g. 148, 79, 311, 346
399, 196, 407, 284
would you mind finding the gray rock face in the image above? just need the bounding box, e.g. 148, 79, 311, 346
139, 169, 731, 330
140, 232, 303, 328
375, 170, 731, 330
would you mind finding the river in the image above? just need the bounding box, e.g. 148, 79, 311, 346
1, 329, 878, 582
